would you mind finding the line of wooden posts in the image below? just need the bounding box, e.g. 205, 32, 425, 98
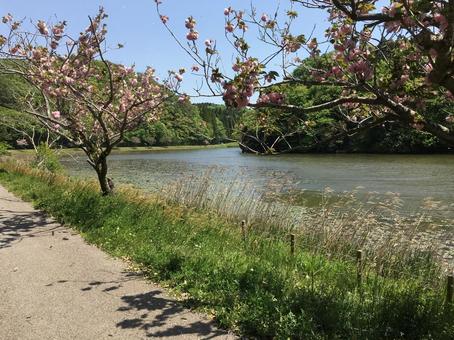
240, 220, 454, 307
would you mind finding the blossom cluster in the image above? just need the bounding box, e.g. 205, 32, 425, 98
155, 0, 453, 133
222, 58, 264, 108
1, 8, 164, 144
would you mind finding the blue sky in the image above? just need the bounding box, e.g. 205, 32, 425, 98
1, 0, 328, 103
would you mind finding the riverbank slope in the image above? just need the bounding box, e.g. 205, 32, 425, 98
0, 162, 452, 339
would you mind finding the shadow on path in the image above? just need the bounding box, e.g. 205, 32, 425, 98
0, 209, 61, 249
116, 290, 226, 338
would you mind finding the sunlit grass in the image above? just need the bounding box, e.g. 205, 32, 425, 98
0, 160, 453, 339
160, 168, 451, 277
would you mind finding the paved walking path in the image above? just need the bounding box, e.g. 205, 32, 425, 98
0, 185, 234, 339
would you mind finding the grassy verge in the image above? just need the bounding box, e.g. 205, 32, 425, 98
0, 162, 453, 339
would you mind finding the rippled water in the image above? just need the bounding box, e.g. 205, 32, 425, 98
60, 147, 454, 264
62, 148, 454, 215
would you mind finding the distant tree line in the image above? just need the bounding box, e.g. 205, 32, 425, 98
2, 55, 453, 154
0, 70, 244, 148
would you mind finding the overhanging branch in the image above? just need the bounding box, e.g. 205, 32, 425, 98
249, 96, 382, 118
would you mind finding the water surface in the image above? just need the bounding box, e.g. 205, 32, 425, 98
61, 148, 454, 217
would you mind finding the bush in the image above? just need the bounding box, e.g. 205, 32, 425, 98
31, 143, 62, 173
0, 141, 10, 156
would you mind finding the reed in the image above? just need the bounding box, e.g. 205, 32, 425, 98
159, 169, 448, 280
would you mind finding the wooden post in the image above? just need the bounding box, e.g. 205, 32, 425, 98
290, 234, 295, 255
241, 220, 246, 242
356, 250, 363, 287
447, 274, 453, 305
52, 230, 54, 236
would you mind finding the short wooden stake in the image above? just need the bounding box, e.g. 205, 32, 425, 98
241, 220, 246, 242
447, 274, 453, 305
356, 250, 363, 287
52, 231, 54, 236
290, 234, 295, 255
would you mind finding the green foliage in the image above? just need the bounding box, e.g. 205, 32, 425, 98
124, 101, 244, 147
238, 53, 454, 154
0, 141, 9, 156
0, 61, 241, 148
0, 71, 30, 109
1, 166, 452, 339
124, 98, 209, 146
0, 106, 35, 147
196, 103, 244, 142
31, 143, 62, 173
0, 70, 243, 147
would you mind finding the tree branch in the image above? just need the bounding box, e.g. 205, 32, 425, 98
249, 96, 381, 117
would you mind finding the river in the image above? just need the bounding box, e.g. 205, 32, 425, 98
61, 147, 454, 217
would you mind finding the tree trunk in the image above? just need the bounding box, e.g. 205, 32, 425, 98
94, 155, 111, 196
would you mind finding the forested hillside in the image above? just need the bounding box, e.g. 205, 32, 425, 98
1, 55, 453, 153
0, 70, 243, 148
238, 55, 454, 154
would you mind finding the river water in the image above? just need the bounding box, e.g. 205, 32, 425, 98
61, 147, 454, 215
60, 147, 454, 264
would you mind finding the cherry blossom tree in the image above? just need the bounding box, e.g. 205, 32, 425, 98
0, 8, 167, 194
156, 0, 454, 152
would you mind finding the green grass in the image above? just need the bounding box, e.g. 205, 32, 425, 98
0, 162, 453, 339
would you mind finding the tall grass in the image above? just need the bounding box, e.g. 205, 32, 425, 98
160, 169, 449, 280
1, 160, 453, 339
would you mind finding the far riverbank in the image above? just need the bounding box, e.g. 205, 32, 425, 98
10, 142, 239, 158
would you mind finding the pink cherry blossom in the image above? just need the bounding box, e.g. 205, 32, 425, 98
307, 38, 318, 50
2, 14, 12, 24
37, 20, 48, 35
434, 13, 448, 32
1, 7, 165, 194
160, 15, 169, 24
185, 17, 196, 29
232, 64, 240, 72
178, 94, 189, 102
331, 66, 342, 77
186, 31, 199, 41
238, 22, 248, 32
423, 63, 433, 73
225, 23, 234, 33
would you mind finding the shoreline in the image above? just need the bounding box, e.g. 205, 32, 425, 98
0, 161, 451, 339
9, 142, 239, 157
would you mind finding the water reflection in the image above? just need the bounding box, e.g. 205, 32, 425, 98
61, 148, 454, 217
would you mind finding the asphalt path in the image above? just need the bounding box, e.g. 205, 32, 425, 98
0, 185, 234, 339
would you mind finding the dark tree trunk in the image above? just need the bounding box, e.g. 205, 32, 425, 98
94, 155, 111, 196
